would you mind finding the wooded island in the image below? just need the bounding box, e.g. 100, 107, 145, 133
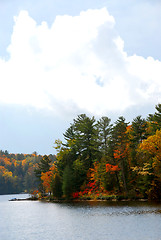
1, 104, 161, 201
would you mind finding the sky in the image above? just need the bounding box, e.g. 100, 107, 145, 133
0, 0, 161, 155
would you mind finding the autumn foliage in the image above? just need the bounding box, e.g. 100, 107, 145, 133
2, 104, 161, 201
106, 163, 120, 173
0, 150, 56, 195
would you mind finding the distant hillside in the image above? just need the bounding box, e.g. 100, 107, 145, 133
0, 150, 56, 195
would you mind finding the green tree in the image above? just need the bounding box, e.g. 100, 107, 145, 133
129, 115, 148, 166
97, 116, 112, 156
52, 173, 63, 199
35, 155, 51, 176
110, 116, 129, 195
62, 165, 74, 199
73, 114, 99, 168
147, 103, 161, 133
154, 103, 161, 129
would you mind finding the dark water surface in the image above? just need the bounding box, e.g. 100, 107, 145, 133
0, 194, 161, 240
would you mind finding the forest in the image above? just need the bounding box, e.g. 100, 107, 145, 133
1, 104, 161, 201
0, 151, 56, 195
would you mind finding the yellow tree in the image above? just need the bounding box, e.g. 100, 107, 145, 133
139, 130, 161, 180
139, 130, 161, 200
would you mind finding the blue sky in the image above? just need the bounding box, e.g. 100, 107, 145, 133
0, 0, 161, 155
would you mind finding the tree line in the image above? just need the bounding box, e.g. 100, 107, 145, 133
1, 104, 161, 200
0, 150, 56, 195
34, 104, 161, 201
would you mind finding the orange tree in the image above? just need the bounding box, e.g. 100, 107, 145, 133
34, 155, 52, 195
41, 164, 62, 198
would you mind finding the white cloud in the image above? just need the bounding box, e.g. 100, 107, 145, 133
0, 8, 161, 117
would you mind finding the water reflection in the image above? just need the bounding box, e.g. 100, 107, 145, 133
0, 194, 161, 240
51, 200, 161, 216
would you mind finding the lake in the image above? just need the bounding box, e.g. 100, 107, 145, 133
0, 194, 161, 240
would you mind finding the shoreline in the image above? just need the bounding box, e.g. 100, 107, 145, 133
9, 197, 150, 202
9, 197, 38, 201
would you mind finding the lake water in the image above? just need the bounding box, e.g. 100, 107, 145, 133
0, 194, 161, 240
